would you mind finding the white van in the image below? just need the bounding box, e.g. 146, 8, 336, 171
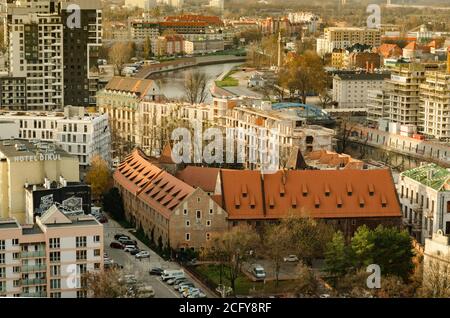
161, 269, 185, 281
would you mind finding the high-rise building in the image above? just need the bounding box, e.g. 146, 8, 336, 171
420, 71, 450, 141
2, 0, 102, 110
60, 0, 102, 107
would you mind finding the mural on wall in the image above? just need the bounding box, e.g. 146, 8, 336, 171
61, 196, 83, 214
39, 194, 54, 214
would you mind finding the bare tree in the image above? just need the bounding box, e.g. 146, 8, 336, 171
184, 71, 209, 104
82, 268, 128, 298
108, 42, 134, 76
420, 254, 450, 297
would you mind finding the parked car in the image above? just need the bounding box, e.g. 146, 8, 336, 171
135, 251, 150, 259
123, 274, 137, 285
283, 255, 299, 262
182, 287, 200, 298
118, 236, 131, 243
178, 282, 195, 292
149, 267, 164, 276
114, 234, 128, 240
161, 269, 185, 282
121, 239, 137, 246
97, 215, 108, 223
124, 245, 137, 252
136, 285, 155, 298
110, 241, 124, 249
251, 264, 266, 280
168, 277, 187, 286
129, 248, 140, 255
173, 279, 190, 290
188, 290, 207, 298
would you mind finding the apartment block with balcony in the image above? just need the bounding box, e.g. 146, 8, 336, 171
384, 64, 425, 126
420, 71, 450, 141
397, 163, 450, 245
0, 205, 103, 298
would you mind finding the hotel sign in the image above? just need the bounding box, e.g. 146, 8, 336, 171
14, 153, 61, 162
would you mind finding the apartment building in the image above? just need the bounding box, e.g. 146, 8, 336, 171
332, 73, 389, 109
60, 0, 102, 107
397, 163, 450, 245
316, 27, 381, 56
152, 35, 184, 57
130, 20, 159, 40
367, 89, 388, 124
113, 149, 228, 251
420, 71, 450, 141
7, 10, 64, 110
0, 76, 26, 109
0, 139, 79, 224
0, 206, 103, 298
384, 63, 426, 126
97, 77, 162, 161
0, 106, 111, 167
423, 230, 450, 287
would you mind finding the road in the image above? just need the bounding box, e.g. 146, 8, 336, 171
103, 216, 216, 298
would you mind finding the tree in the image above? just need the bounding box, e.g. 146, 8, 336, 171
350, 225, 415, 280
324, 231, 351, 278
102, 187, 125, 220
83, 268, 128, 298
279, 50, 326, 104
108, 42, 134, 76
143, 36, 152, 59
294, 262, 320, 297
260, 222, 292, 286
85, 155, 111, 201
184, 70, 209, 104
420, 255, 450, 297
207, 224, 259, 296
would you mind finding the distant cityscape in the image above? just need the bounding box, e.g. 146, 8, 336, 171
0, 0, 449, 300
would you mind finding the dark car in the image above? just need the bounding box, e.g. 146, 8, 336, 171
114, 234, 127, 240
98, 216, 108, 223
149, 267, 164, 275
129, 248, 140, 255
122, 239, 137, 246
110, 241, 124, 249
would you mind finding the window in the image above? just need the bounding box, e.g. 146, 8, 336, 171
0, 267, 5, 278
94, 249, 100, 257
12, 239, 19, 246
0, 254, 4, 264
94, 263, 100, 270
206, 220, 211, 227
77, 290, 87, 298
13, 266, 20, 273
13, 280, 20, 287
93, 235, 100, 243
76, 250, 87, 260
49, 238, 60, 249
206, 233, 211, 241
197, 197, 200, 202
76, 236, 87, 248
183, 209, 188, 215
50, 252, 60, 263
185, 220, 190, 227
50, 265, 60, 277
50, 279, 61, 290
0, 240, 4, 250
13, 252, 19, 260
196, 210, 201, 220
50, 292, 61, 298
209, 209, 213, 215
185, 233, 190, 241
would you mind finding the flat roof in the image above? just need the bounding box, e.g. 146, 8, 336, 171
22, 225, 43, 235
0, 219, 20, 229
0, 139, 74, 160
45, 218, 99, 228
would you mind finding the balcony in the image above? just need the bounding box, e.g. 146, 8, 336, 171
21, 250, 45, 258
21, 264, 46, 272
21, 278, 46, 286
20, 291, 47, 298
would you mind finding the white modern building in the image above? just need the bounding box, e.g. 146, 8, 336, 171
0, 206, 103, 298
397, 163, 450, 245
0, 106, 111, 168
332, 73, 389, 109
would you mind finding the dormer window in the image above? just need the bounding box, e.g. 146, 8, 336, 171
291, 196, 297, 209
269, 196, 275, 209
347, 183, 353, 196
368, 184, 375, 196
302, 184, 308, 197
280, 184, 285, 197
242, 184, 248, 198
325, 184, 330, 197
250, 195, 256, 209
314, 196, 320, 208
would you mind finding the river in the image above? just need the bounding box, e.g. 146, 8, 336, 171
148, 62, 242, 102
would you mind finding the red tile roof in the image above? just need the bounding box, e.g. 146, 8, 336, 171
105, 77, 156, 97
176, 166, 220, 193
220, 169, 401, 220
114, 149, 194, 218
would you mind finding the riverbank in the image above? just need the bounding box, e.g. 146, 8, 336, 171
134, 55, 247, 79
347, 125, 450, 168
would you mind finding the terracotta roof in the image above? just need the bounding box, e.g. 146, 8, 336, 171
404, 41, 418, 51
176, 166, 220, 193
159, 143, 175, 164
105, 77, 157, 97
113, 149, 194, 218
305, 150, 364, 169
376, 43, 402, 58
220, 169, 401, 220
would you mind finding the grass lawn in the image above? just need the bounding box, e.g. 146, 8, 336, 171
195, 264, 298, 296
215, 76, 239, 87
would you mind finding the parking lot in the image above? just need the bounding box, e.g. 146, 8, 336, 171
103, 216, 215, 298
